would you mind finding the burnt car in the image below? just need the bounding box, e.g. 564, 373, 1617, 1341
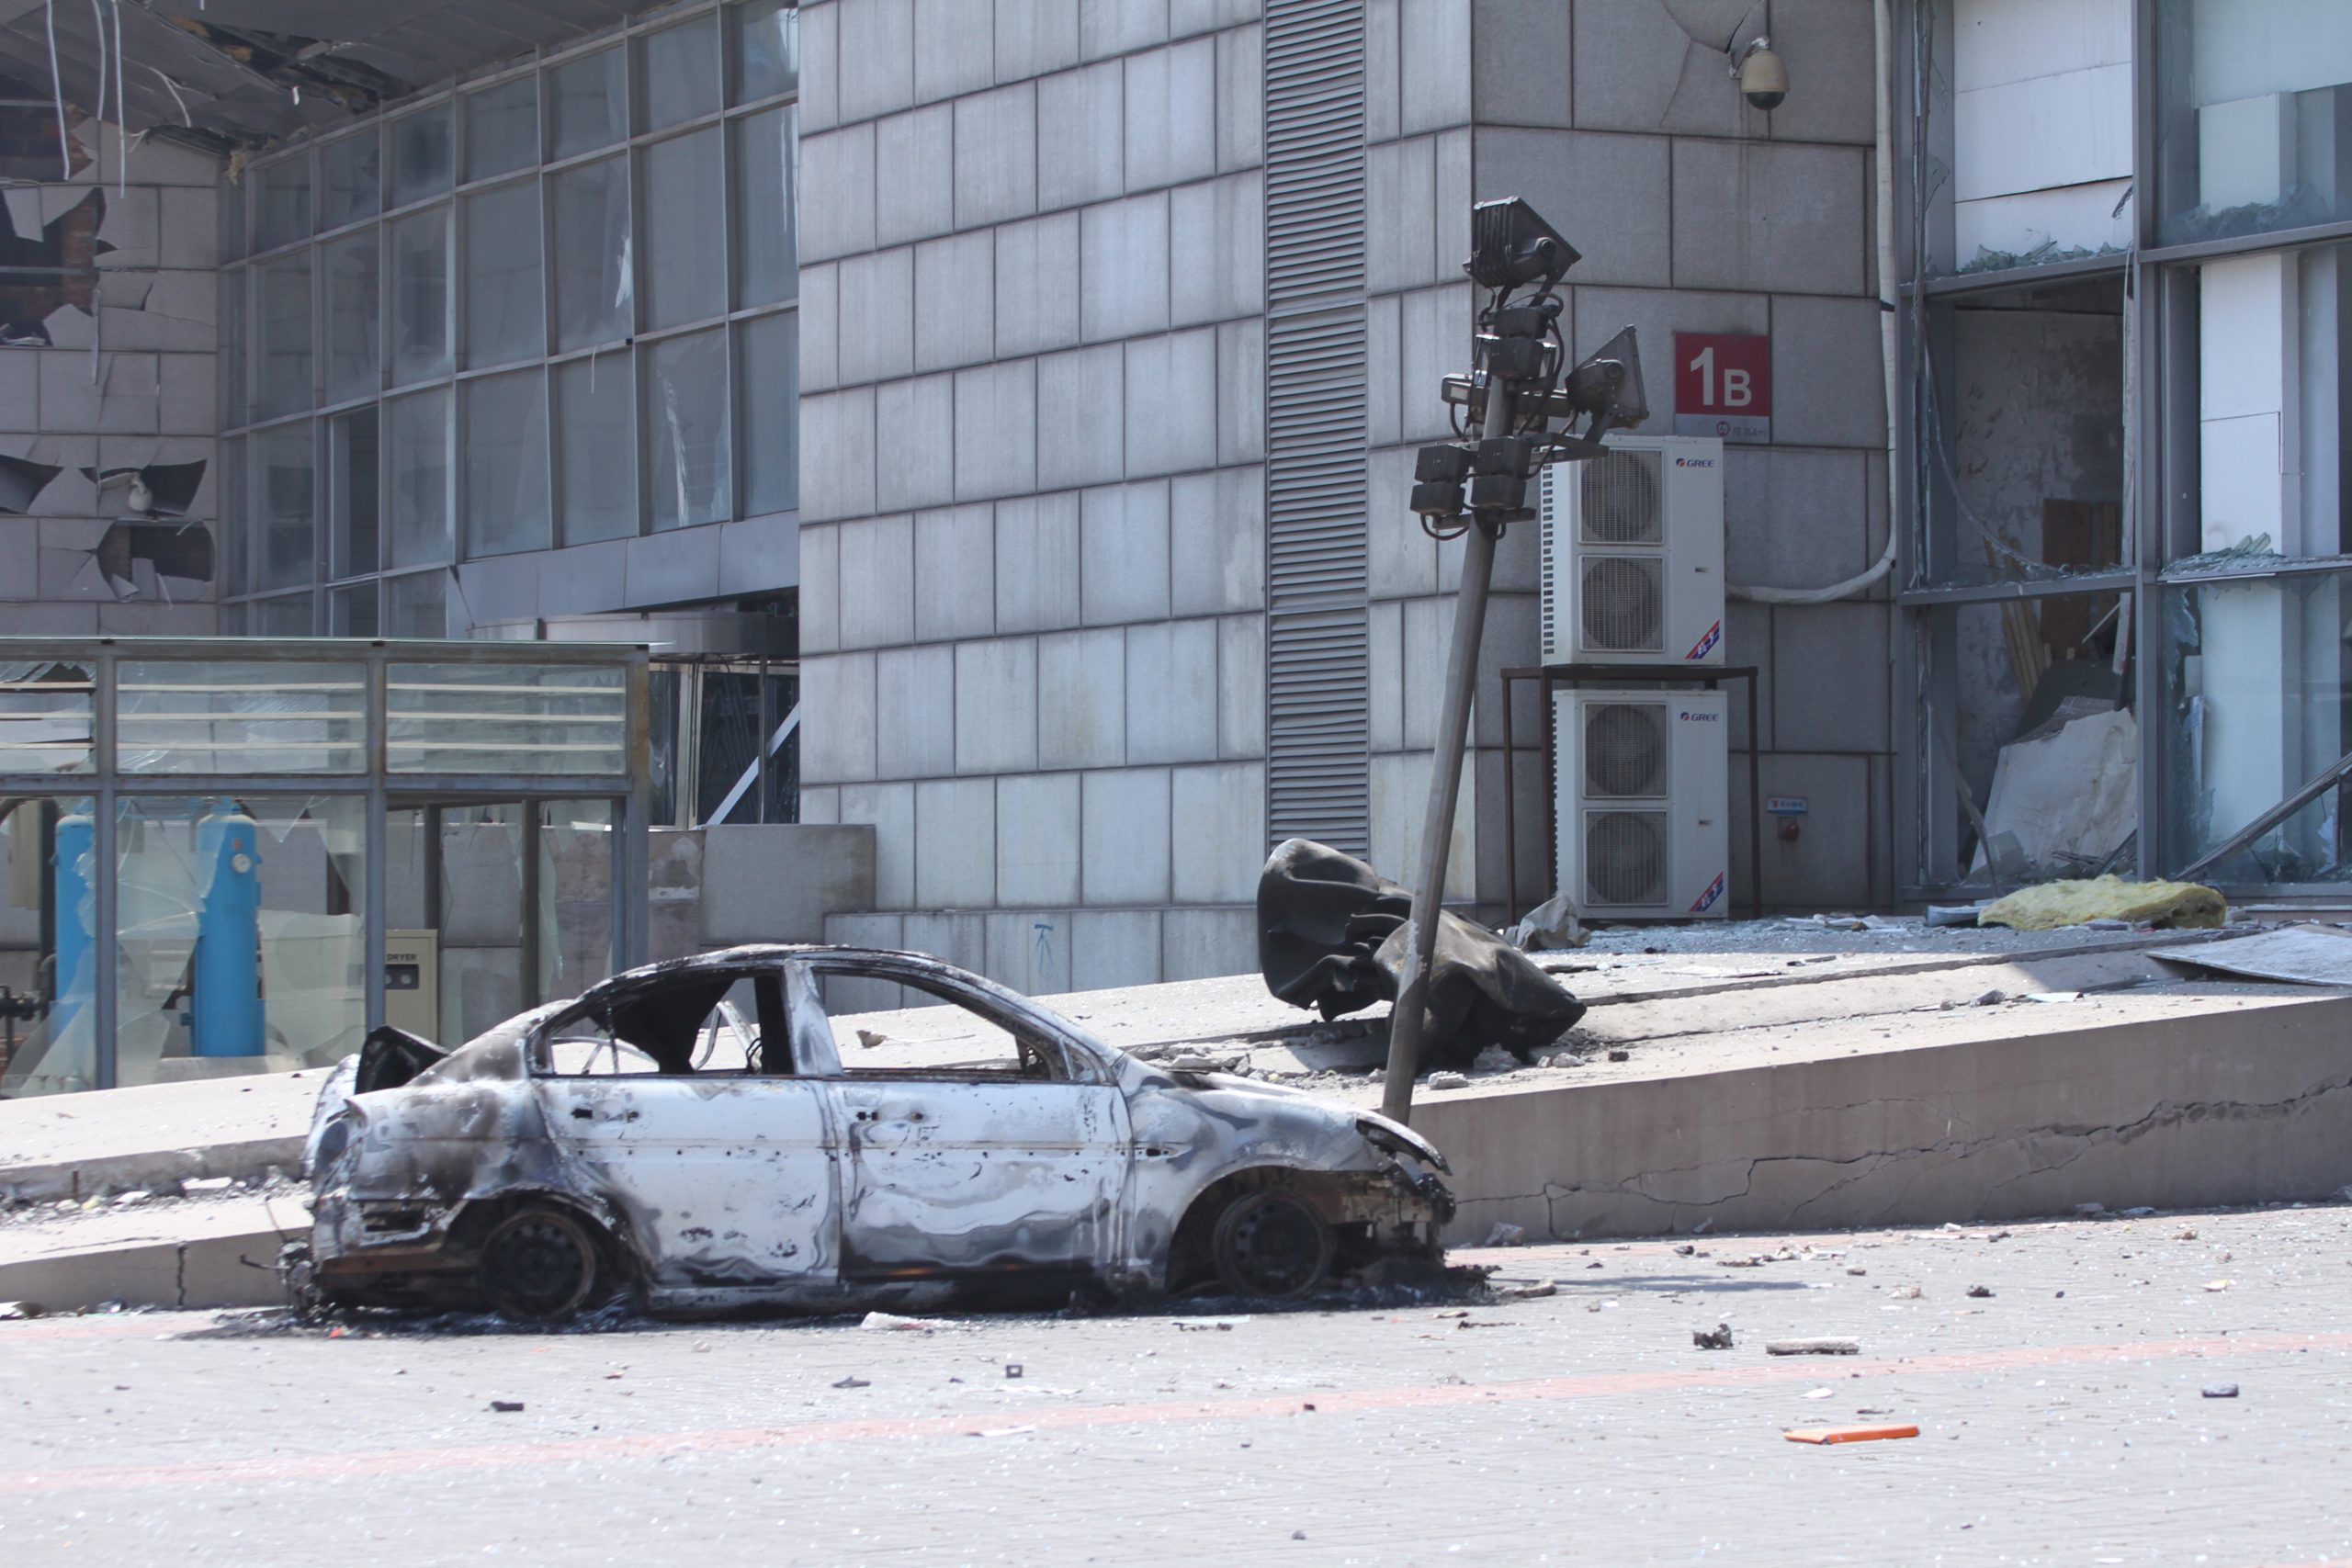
288, 945, 1453, 1320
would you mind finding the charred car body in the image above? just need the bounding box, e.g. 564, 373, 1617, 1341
290, 946, 1453, 1319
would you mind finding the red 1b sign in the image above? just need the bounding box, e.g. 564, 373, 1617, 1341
1674, 332, 1770, 444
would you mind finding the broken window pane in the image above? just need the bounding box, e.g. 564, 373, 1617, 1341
0, 795, 102, 1098
389, 105, 455, 209
387, 386, 452, 568
322, 231, 379, 405
641, 16, 720, 131
739, 310, 797, 515
465, 76, 539, 183
1924, 274, 2127, 587
1942, 592, 2137, 888
730, 0, 799, 104
2156, 0, 2352, 245
389, 206, 452, 386
117, 660, 364, 773
254, 423, 315, 591
2161, 567, 2352, 882
556, 353, 638, 544
643, 328, 731, 530
550, 154, 631, 352
0, 661, 94, 774
550, 46, 627, 159
732, 105, 797, 309
255, 255, 312, 421
462, 368, 552, 558
642, 128, 725, 329
463, 180, 544, 367
112, 795, 368, 1084
330, 406, 379, 578
253, 156, 311, 252
384, 570, 446, 637
319, 131, 381, 230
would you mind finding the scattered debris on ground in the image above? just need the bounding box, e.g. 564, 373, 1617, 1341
1784, 1423, 1918, 1445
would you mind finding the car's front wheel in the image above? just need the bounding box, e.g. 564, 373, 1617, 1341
1209, 1190, 1333, 1299
478, 1206, 603, 1321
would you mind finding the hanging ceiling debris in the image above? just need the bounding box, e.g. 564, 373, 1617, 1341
0, 0, 648, 154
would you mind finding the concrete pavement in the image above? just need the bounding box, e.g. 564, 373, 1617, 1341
3, 1203, 2350, 1565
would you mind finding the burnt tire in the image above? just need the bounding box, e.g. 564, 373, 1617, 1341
1209, 1190, 1333, 1300
478, 1206, 602, 1322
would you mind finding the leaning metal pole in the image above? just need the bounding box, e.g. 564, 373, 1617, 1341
1381, 382, 1517, 1127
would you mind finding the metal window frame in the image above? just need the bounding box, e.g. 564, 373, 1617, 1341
216, 0, 801, 624
0, 637, 650, 1089
1896, 0, 2352, 898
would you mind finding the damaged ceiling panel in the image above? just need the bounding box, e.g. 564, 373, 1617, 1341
0, 0, 652, 151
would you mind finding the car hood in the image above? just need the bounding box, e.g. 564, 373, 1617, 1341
1122, 1060, 1451, 1175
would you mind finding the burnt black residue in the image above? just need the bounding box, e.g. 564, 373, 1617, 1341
213, 1259, 1498, 1340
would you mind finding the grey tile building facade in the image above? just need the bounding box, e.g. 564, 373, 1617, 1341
793, 0, 1895, 993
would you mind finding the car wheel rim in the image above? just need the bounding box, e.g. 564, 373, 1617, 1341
482, 1212, 595, 1319
1218, 1194, 1329, 1298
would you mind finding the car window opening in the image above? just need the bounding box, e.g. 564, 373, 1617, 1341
542, 970, 793, 1077
823, 969, 1075, 1083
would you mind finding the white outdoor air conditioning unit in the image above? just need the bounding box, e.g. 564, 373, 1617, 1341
1539, 434, 1725, 666
1554, 689, 1730, 919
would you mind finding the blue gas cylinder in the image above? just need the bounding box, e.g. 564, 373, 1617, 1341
190, 807, 265, 1057
48, 809, 94, 1035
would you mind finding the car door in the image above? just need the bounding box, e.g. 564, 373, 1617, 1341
536, 966, 842, 1301
794, 956, 1130, 1285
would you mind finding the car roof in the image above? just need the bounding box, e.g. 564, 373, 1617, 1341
571, 944, 982, 1010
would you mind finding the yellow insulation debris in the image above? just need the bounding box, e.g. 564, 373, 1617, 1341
1977, 875, 2227, 932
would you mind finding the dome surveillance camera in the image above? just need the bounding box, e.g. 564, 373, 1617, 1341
1734, 39, 1788, 112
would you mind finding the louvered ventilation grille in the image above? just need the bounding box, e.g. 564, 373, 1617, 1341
1584, 809, 1670, 907
1262, 0, 1371, 852
1264, 0, 1367, 303
1579, 556, 1666, 653
1578, 450, 1663, 544
1582, 702, 1668, 798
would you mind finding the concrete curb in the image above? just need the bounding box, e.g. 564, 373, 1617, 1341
0, 1226, 290, 1314
0, 1136, 308, 1207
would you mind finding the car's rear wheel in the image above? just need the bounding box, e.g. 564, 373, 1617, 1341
478, 1206, 602, 1321
1210, 1190, 1333, 1299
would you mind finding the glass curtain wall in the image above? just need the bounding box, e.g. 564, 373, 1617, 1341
215, 0, 800, 635
1902, 0, 2351, 895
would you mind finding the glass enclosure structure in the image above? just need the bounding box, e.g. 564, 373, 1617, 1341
1898, 0, 2352, 897
214, 0, 799, 636
0, 639, 650, 1096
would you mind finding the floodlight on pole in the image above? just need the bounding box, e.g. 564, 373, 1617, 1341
1378, 199, 1648, 1128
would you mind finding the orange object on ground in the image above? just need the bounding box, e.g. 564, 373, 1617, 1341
1783, 1424, 1919, 1445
